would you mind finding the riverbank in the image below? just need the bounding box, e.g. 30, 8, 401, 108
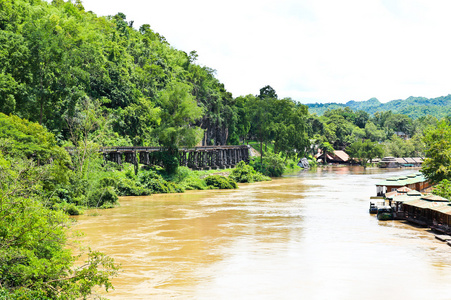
65, 148, 304, 215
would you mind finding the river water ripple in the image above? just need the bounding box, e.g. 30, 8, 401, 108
74, 166, 451, 299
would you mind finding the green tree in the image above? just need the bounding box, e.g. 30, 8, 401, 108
187, 65, 235, 145
0, 149, 118, 299
314, 135, 334, 164
227, 95, 253, 144
383, 113, 414, 137
115, 97, 161, 146
249, 90, 276, 164
364, 121, 386, 142
432, 179, 451, 200
258, 85, 278, 99
156, 81, 203, 149
273, 101, 309, 160
347, 140, 383, 168
422, 120, 451, 183
156, 81, 203, 173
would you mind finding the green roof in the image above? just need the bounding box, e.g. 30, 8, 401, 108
377, 178, 410, 186
376, 174, 427, 187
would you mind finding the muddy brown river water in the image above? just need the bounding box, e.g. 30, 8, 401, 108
74, 166, 451, 299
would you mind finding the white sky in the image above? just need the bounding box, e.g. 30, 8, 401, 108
79, 0, 451, 103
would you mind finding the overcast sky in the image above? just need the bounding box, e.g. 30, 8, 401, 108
79, 0, 451, 104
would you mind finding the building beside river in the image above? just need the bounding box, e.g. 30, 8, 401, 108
379, 157, 424, 168
378, 181, 451, 235
402, 195, 450, 227
375, 172, 431, 197
315, 150, 350, 164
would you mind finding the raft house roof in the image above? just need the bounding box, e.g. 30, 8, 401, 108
421, 194, 449, 202
402, 198, 448, 209
404, 157, 416, 164
315, 150, 350, 163
395, 158, 407, 164
402, 193, 449, 208
333, 150, 350, 162
380, 157, 396, 162
385, 187, 414, 199
428, 204, 451, 214
397, 186, 413, 193
385, 191, 401, 199
376, 173, 426, 187
390, 190, 423, 202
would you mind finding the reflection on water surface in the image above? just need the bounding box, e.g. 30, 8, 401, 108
75, 166, 451, 299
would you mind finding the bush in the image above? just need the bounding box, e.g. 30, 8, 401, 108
308, 158, 317, 168
88, 186, 119, 208
99, 176, 119, 188
166, 181, 185, 193
139, 170, 183, 193
182, 177, 208, 190
0, 152, 118, 298
229, 161, 271, 183
204, 175, 238, 189
65, 203, 84, 215
433, 179, 451, 200
250, 153, 286, 177
117, 177, 149, 196
149, 151, 179, 174
165, 166, 191, 183
53, 202, 84, 215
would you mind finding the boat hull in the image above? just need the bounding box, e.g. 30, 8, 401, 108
377, 212, 394, 220
377, 206, 394, 220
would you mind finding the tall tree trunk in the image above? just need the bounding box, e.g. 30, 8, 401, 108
40, 100, 43, 125
260, 126, 263, 166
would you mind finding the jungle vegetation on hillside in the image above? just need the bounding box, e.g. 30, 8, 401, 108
307, 95, 451, 119
1, 0, 450, 298
0, 0, 441, 202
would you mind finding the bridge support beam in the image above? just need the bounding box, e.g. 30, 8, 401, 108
100, 145, 250, 172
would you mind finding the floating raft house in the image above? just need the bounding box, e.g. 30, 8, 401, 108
375, 172, 431, 196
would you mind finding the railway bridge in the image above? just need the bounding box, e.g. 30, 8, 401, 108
100, 145, 250, 170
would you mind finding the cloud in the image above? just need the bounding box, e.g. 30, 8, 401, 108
80, 0, 451, 103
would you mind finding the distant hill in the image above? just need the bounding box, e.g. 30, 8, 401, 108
306, 95, 451, 119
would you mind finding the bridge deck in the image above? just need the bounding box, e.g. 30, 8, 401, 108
67, 145, 251, 170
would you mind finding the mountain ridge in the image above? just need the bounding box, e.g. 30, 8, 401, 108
306, 94, 451, 119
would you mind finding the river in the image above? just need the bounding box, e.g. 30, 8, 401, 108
74, 166, 451, 299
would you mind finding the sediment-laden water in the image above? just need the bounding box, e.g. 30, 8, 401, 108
74, 166, 451, 299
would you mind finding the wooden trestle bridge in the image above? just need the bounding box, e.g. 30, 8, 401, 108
101, 145, 251, 170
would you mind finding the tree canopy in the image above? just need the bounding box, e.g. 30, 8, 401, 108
422, 121, 451, 183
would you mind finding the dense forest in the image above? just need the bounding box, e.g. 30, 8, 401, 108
0, 0, 438, 160
307, 95, 451, 119
2, 0, 451, 298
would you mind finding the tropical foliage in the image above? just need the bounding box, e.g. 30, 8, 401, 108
0, 144, 118, 299
204, 175, 237, 189
2, 0, 450, 296
229, 161, 271, 183
422, 121, 451, 183
347, 140, 383, 168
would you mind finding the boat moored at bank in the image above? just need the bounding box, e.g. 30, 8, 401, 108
377, 206, 394, 220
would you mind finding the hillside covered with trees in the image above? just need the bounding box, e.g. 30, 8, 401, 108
307, 94, 451, 119
0, 0, 446, 194
2, 0, 451, 297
